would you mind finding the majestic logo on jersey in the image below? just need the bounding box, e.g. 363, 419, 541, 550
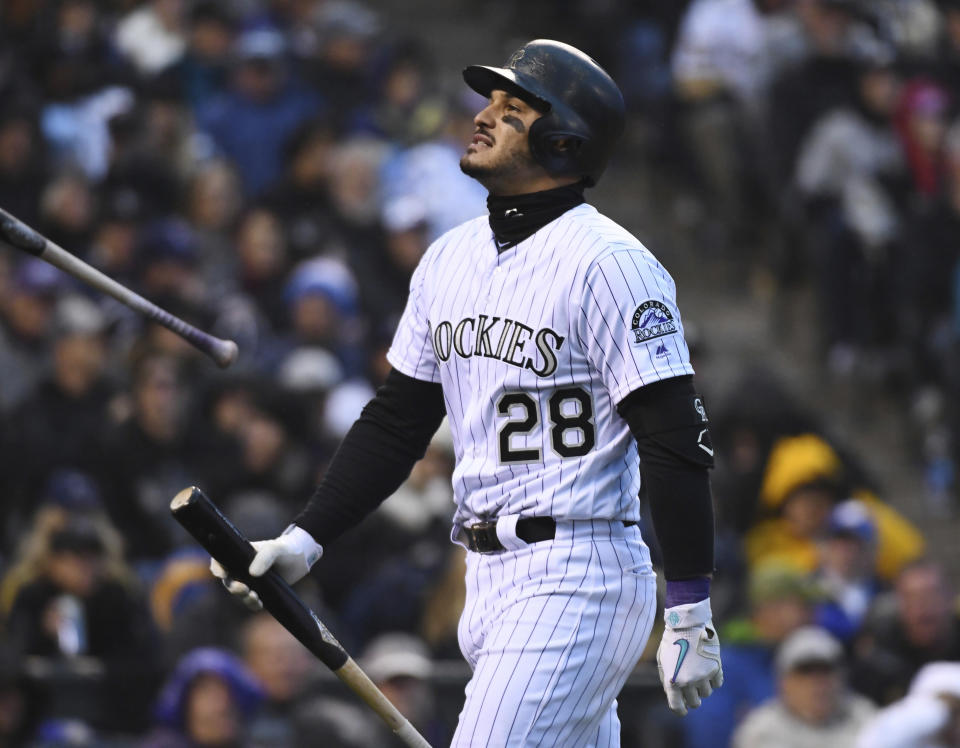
431, 315, 565, 377
630, 300, 677, 344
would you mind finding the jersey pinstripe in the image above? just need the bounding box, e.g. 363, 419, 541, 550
387, 203, 694, 531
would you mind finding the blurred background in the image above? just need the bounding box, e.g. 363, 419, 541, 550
0, 0, 959, 746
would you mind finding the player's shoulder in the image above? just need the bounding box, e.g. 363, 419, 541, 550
423, 214, 488, 262
563, 204, 658, 266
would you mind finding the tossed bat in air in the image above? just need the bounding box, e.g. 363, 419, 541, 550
0, 206, 238, 368
170, 486, 431, 748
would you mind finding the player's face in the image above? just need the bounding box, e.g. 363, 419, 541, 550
460, 90, 544, 192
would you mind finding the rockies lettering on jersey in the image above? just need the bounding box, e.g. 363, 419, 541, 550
388, 203, 694, 530
431, 315, 565, 377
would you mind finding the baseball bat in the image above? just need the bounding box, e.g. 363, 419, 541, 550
0, 206, 238, 368
170, 487, 431, 748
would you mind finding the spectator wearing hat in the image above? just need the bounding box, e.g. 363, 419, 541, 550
136, 218, 204, 307
0, 259, 62, 414
1, 504, 159, 735
733, 626, 875, 748
144, 647, 263, 748
196, 26, 321, 197
745, 433, 924, 581
284, 257, 366, 378
358, 632, 450, 746
813, 499, 885, 641
852, 558, 960, 706
683, 562, 821, 748
857, 662, 960, 748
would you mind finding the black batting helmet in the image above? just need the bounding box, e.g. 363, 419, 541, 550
463, 39, 625, 186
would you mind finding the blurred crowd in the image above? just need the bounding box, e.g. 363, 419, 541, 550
0, 0, 958, 747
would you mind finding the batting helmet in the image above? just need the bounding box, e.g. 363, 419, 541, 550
463, 39, 625, 186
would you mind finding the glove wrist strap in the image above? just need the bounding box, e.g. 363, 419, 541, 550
285, 524, 324, 568
664, 597, 713, 628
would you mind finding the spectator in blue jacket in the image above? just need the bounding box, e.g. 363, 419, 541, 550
197, 27, 320, 197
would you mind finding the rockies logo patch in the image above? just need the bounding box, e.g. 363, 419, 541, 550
630, 300, 677, 344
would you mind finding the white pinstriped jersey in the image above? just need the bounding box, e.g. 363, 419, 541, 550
387, 203, 694, 531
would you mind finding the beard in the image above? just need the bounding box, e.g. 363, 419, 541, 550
460, 143, 538, 189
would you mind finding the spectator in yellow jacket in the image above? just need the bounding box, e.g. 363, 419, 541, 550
745, 434, 924, 581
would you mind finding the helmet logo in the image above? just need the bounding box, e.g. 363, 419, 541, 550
507, 47, 526, 69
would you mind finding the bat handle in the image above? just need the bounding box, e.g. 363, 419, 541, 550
336, 659, 433, 747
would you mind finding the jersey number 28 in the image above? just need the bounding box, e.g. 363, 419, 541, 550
496, 387, 595, 462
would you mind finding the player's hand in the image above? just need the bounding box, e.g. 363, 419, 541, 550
656, 598, 723, 716
209, 525, 323, 611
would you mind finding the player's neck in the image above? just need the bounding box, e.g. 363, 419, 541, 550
487, 183, 585, 252
486, 173, 579, 197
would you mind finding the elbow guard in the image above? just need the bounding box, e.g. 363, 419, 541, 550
617, 375, 714, 469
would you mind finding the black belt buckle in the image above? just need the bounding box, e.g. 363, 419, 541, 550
463, 521, 501, 553
462, 517, 559, 553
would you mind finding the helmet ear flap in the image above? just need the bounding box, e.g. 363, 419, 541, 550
529, 117, 584, 178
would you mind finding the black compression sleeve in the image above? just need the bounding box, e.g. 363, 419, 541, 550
617, 375, 716, 581
294, 368, 446, 546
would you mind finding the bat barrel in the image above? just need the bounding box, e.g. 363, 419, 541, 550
170, 487, 348, 670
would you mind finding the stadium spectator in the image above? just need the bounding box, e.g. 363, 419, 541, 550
813, 499, 885, 642
174, 1, 236, 111
196, 27, 321, 197
733, 626, 875, 748
241, 613, 316, 746
0, 259, 61, 415
857, 661, 960, 748
359, 632, 451, 746
144, 648, 263, 748
99, 353, 198, 562
745, 433, 924, 580
1, 506, 159, 735
4, 295, 114, 537
794, 54, 905, 367
852, 558, 960, 705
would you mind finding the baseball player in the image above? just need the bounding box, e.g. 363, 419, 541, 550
213, 39, 723, 745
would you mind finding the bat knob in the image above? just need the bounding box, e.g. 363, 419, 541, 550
215, 340, 239, 368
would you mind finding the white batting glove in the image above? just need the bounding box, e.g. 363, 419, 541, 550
209, 525, 323, 611
657, 598, 724, 716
